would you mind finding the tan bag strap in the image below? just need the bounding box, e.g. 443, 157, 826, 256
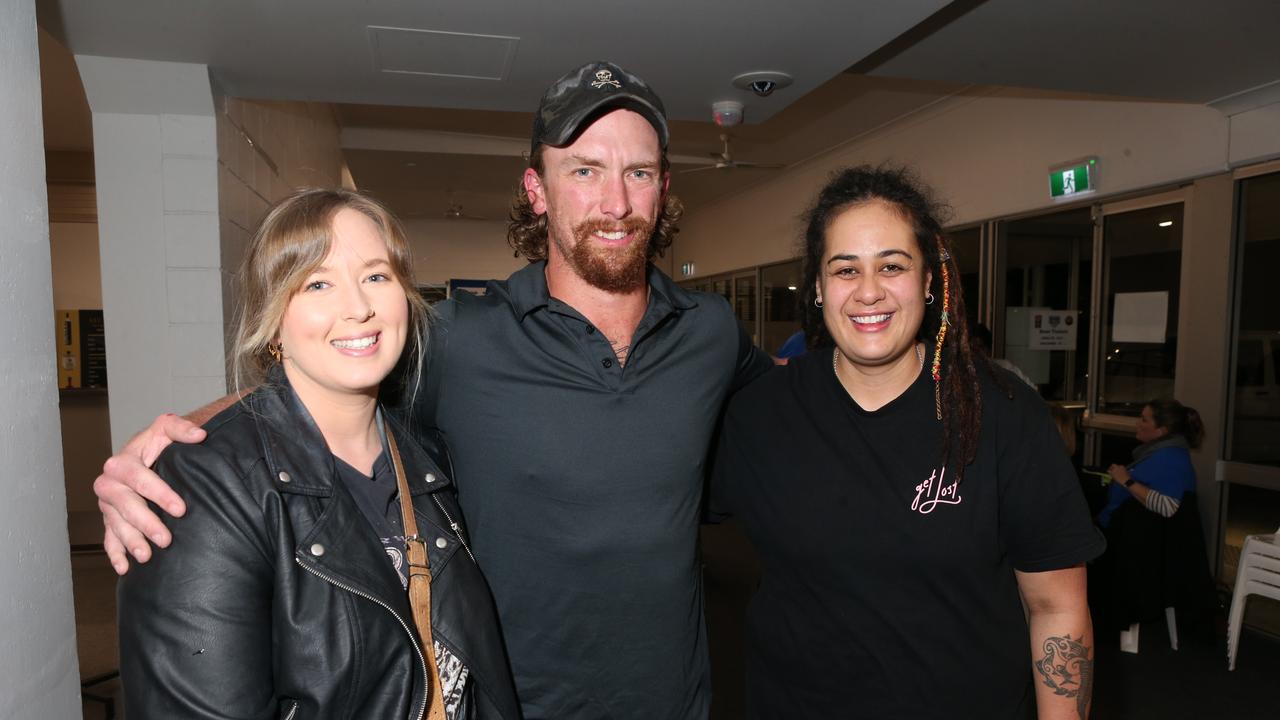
387, 430, 447, 720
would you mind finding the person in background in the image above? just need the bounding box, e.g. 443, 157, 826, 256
774, 328, 808, 359
117, 189, 518, 719
1096, 398, 1204, 528
1051, 405, 1108, 517
711, 166, 1103, 719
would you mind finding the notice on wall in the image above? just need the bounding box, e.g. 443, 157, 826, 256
1028, 309, 1079, 350
1112, 291, 1168, 343
55, 309, 107, 389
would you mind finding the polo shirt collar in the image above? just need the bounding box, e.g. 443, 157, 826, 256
504, 259, 699, 321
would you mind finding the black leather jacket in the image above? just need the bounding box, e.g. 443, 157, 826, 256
118, 376, 520, 720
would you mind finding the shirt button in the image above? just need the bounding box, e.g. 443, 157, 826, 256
310, 543, 325, 557
601, 358, 613, 368
435, 537, 448, 549
586, 325, 596, 334
425, 473, 436, 484
278, 471, 291, 483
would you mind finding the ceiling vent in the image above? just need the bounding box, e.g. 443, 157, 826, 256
368, 26, 518, 81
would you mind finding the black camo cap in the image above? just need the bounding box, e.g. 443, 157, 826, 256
530, 61, 669, 156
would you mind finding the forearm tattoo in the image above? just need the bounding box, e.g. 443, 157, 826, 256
1035, 635, 1093, 719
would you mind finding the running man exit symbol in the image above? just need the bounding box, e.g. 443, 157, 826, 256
1049, 158, 1097, 199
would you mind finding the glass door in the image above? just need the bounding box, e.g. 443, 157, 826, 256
1094, 202, 1184, 416
1080, 194, 1185, 463
995, 208, 1094, 403
1221, 169, 1280, 624
732, 272, 758, 346
759, 259, 802, 355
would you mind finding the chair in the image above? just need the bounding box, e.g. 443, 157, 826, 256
1090, 493, 1217, 654
1226, 527, 1280, 670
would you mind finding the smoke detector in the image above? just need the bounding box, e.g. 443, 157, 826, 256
711, 100, 744, 127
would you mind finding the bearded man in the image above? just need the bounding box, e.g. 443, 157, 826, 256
93, 61, 773, 719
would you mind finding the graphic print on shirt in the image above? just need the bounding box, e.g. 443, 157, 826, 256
380, 531, 470, 719
911, 465, 962, 514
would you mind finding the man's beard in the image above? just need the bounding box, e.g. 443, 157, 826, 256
558, 216, 654, 293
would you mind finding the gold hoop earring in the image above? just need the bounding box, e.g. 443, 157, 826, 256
268, 343, 283, 363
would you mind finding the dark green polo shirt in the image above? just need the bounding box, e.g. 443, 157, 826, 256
414, 261, 772, 720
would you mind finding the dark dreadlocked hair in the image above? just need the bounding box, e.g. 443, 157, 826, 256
799, 164, 1002, 473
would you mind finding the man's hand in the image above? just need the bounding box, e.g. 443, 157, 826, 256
95, 413, 206, 574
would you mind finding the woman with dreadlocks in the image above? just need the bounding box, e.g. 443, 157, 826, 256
710, 166, 1104, 720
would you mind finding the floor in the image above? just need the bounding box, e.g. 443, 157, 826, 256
700, 520, 1280, 720
73, 526, 1280, 719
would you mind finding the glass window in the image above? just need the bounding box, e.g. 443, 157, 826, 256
999, 209, 1093, 402
733, 274, 757, 345
1098, 203, 1183, 416
1230, 172, 1280, 465
760, 260, 802, 355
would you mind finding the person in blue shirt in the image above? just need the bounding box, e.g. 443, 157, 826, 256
774, 328, 807, 359
1097, 398, 1204, 527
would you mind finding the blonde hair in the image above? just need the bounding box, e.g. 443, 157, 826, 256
229, 188, 429, 403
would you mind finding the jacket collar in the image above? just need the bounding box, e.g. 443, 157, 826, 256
503, 259, 699, 322
249, 365, 451, 498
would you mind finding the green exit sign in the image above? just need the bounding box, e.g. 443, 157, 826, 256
1049, 158, 1098, 199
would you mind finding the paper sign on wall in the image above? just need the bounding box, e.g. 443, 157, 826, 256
1028, 309, 1079, 350
1112, 291, 1168, 343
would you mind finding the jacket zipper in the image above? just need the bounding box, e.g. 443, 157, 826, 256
432, 495, 477, 565
295, 557, 429, 720
281, 699, 298, 720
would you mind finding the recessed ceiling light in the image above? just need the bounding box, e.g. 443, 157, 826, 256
1158, 220, 1173, 227
405, 161, 417, 167
787, 285, 797, 291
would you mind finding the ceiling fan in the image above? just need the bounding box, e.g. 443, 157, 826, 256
680, 134, 784, 174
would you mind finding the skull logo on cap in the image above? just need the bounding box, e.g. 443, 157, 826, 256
591, 69, 622, 89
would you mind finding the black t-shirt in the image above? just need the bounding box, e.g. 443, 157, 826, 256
334, 452, 409, 585
414, 262, 773, 719
711, 348, 1104, 720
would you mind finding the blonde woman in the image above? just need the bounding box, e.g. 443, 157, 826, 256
117, 189, 518, 720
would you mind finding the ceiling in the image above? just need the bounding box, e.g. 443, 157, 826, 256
871, 0, 1280, 112
37, 0, 1280, 222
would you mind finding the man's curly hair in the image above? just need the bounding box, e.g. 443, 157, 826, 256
507, 145, 683, 261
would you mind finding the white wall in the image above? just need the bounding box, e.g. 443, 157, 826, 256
405, 218, 527, 285
215, 96, 346, 350
674, 87, 1257, 276
49, 221, 102, 309
0, 1, 82, 716
77, 56, 227, 447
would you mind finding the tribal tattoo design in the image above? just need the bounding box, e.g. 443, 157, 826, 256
1035, 634, 1093, 720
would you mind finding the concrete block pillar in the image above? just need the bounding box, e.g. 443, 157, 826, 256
0, 0, 82, 717
75, 55, 227, 447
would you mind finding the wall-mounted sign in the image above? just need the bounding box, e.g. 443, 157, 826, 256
55, 309, 107, 389
681, 262, 696, 277
1049, 157, 1098, 200
1028, 309, 1079, 350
